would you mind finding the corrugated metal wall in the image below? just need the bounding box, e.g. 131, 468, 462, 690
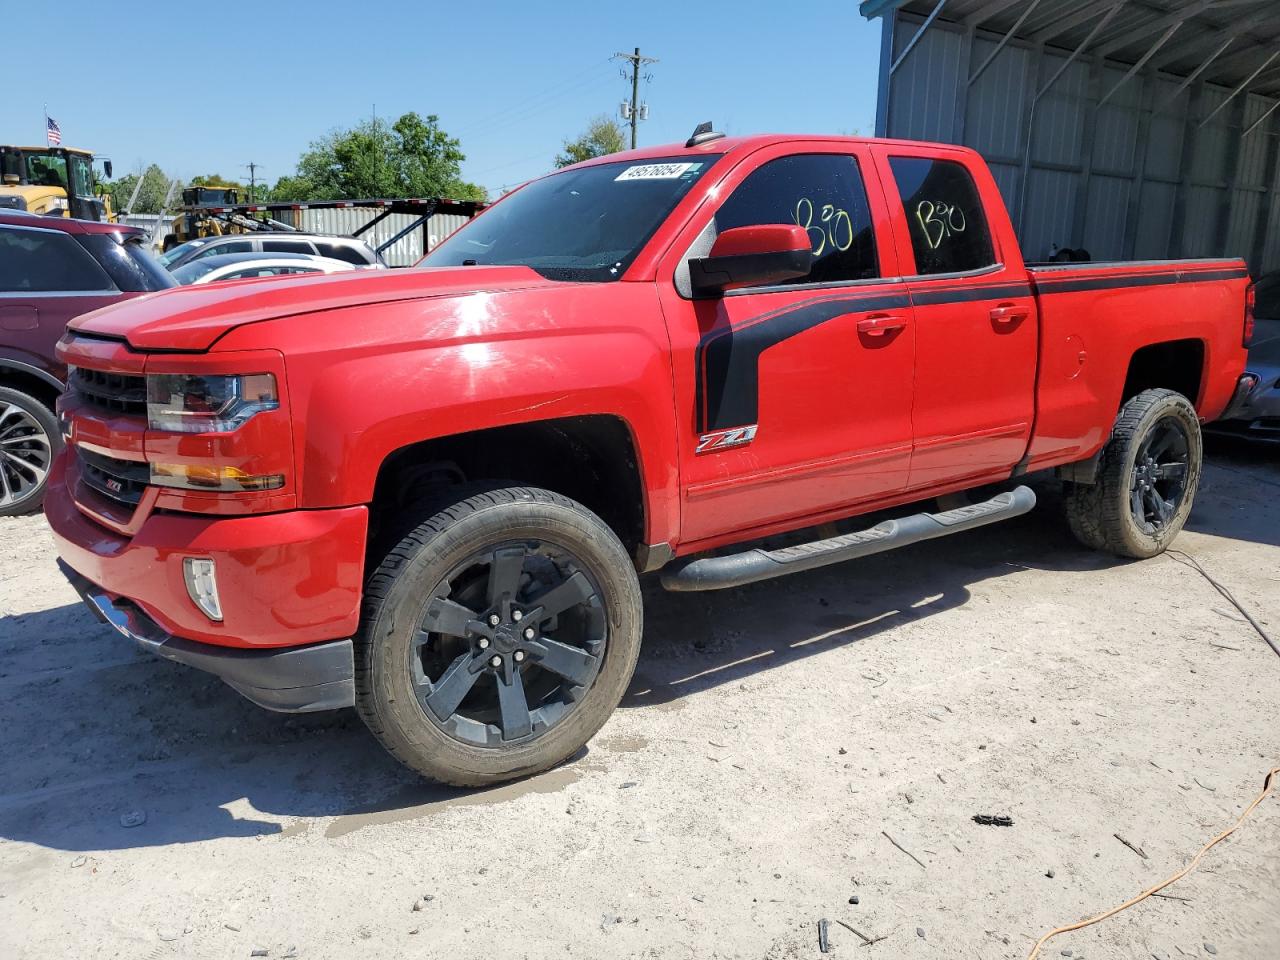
881, 10, 1280, 273
266, 208, 472, 267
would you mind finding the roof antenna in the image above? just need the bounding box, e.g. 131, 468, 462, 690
685, 121, 725, 148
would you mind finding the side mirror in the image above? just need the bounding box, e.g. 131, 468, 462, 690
689, 224, 812, 296
103, 160, 113, 179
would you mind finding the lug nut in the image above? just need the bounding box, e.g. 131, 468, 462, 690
523, 627, 535, 640
514, 650, 526, 663
477, 637, 490, 650
489, 655, 502, 668
512, 609, 524, 621
488, 614, 500, 627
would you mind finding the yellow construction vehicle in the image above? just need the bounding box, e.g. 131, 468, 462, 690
0, 145, 114, 220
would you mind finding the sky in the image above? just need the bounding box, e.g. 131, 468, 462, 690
0, 0, 884, 199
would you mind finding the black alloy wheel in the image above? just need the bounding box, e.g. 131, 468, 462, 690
1128, 416, 1190, 534
413, 542, 606, 747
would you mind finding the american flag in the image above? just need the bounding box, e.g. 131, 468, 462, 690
46, 116, 61, 146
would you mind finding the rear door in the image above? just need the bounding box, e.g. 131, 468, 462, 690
0, 223, 121, 382
871, 147, 1037, 490
658, 144, 916, 547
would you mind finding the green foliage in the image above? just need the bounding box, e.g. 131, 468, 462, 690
105, 164, 179, 214
555, 116, 627, 168
188, 173, 239, 188
270, 112, 485, 202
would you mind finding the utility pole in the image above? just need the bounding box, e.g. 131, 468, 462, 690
245, 162, 260, 203
612, 47, 657, 148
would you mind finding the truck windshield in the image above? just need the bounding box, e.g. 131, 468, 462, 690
423, 155, 722, 282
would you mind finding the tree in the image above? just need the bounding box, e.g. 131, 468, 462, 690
105, 163, 178, 214
271, 112, 485, 202
555, 116, 627, 168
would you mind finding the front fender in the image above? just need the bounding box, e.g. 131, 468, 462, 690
221, 285, 680, 547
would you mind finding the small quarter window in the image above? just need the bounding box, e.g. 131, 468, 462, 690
888, 157, 995, 276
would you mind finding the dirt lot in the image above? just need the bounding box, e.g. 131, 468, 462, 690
1, 442, 1277, 960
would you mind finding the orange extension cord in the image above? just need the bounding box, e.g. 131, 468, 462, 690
1027, 552, 1280, 960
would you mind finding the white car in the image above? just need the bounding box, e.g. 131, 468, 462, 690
171, 251, 360, 285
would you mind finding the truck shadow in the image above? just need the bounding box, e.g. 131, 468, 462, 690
0, 470, 1270, 853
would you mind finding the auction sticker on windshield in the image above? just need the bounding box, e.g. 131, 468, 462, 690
615, 162, 702, 181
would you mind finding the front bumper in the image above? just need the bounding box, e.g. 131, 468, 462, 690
59, 560, 355, 712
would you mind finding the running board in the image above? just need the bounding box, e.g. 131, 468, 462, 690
660, 485, 1037, 592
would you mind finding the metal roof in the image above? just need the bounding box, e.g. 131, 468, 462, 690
861, 0, 1280, 101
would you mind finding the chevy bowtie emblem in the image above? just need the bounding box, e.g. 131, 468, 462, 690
696, 424, 757, 454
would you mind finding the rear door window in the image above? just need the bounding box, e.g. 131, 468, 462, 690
0, 226, 115, 292
316, 241, 370, 265
193, 239, 251, 260
714, 153, 879, 285
888, 157, 995, 276
262, 238, 316, 255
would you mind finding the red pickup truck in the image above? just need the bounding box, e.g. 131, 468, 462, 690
47, 129, 1253, 785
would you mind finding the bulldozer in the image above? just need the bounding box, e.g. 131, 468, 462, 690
0, 145, 114, 220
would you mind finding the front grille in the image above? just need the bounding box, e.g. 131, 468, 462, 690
78, 448, 149, 507
70, 367, 147, 416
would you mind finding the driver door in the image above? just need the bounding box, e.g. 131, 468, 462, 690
657, 144, 916, 548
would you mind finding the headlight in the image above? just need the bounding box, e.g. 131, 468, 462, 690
146, 373, 278, 433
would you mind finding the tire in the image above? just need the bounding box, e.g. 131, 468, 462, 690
354, 484, 643, 786
0, 386, 60, 517
1063, 388, 1202, 559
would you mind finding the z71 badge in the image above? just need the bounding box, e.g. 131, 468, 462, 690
696, 424, 757, 454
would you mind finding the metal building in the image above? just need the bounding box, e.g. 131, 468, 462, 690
861, 0, 1280, 274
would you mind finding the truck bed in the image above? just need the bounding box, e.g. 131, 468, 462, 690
1022, 257, 1249, 473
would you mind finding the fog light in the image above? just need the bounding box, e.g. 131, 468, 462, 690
183, 558, 223, 622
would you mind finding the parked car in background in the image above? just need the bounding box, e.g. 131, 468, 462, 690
170, 252, 359, 285
158, 232, 384, 271
0, 212, 174, 515
1215, 271, 1280, 442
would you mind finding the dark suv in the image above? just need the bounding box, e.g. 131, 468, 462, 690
0, 212, 175, 515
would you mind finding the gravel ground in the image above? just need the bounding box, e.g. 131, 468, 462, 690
1, 441, 1277, 960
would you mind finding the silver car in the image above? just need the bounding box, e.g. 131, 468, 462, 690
159, 232, 384, 271
1217, 272, 1280, 441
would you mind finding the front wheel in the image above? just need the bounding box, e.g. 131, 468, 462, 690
0, 387, 60, 517
354, 485, 643, 786
1064, 388, 1202, 558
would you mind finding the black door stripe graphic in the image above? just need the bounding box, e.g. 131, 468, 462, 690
694, 266, 1248, 434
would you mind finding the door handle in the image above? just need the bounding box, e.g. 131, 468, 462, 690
989, 304, 1029, 327
856, 314, 908, 336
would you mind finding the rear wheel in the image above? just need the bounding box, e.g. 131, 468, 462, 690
354, 485, 643, 786
1064, 388, 1201, 558
0, 386, 59, 517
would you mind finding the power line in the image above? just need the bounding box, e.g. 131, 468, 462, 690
612, 47, 657, 148
453, 60, 614, 138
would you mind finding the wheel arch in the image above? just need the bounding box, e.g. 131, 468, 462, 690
1120, 338, 1206, 411
0, 359, 63, 413
366, 414, 651, 568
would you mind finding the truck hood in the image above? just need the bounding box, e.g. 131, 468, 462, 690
69, 265, 556, 351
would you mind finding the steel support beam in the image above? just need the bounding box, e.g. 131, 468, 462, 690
1243, 98, 1280, 139
1122, 68, 1158, 259
1097, 20, 1182, 108
1251, 106, 1280, 269
1199, 50, 1280, 127
1155, 33, 1235, 112
1169, 82, 1204, 258
968, 0, 1043, 86
890, 0, 948, 74
1017, 3, 1125, 238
